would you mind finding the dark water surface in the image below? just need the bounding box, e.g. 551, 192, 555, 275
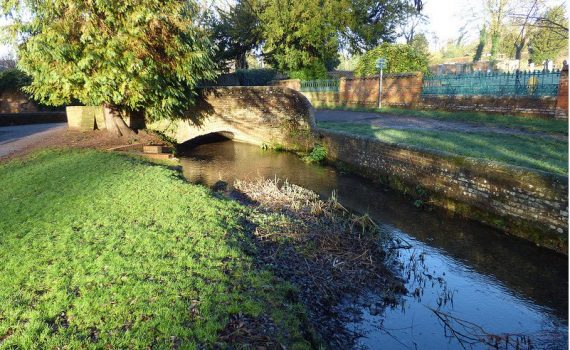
178, 140, 568, 350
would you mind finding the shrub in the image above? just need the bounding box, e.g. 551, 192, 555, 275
236, 69, 278, 86
304, 144, 327, 163
0, 68, 30, 93
289, 61, 328, 81
354, 43, 429, 77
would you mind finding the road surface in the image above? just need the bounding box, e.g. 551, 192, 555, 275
0, 123, 67, 157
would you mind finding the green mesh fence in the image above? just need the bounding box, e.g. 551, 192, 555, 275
422, 70, 561, 97
300, 79, 340, 92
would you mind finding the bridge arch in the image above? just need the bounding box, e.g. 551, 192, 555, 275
149, 86, 316, 151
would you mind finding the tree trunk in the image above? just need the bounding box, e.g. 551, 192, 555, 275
103, 104, 136, 137
236, 52, 248, 70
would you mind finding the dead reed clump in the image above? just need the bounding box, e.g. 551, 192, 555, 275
232, 178, 405, 348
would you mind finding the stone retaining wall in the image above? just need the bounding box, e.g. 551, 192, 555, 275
318, 129, 569, 254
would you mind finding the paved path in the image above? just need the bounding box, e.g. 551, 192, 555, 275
315, 110, 567, 141
0, 123, 67, 157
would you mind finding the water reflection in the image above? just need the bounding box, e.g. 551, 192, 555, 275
178, 140, 568, 349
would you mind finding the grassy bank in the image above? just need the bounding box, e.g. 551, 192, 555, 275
318, 121, 568, 174
0, 150, 312, 348
318, 105, 568, 135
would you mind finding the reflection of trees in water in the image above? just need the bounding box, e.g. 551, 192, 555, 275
179, 140, 337, 191
380, 241, 563, 350
430, 308, 554, 350
336, 178, 568, 320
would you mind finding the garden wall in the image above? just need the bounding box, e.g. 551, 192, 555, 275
0, 112, 66, 126
420, 95, 557, 117
318, 129, 569, 254
274, 68, 568, 118
0, 89, 39, 113
275, 73, 423, 109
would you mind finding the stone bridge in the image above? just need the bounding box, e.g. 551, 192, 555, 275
148, 87, 316, 150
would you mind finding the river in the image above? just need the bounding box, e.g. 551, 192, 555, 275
178, 139, 568, 350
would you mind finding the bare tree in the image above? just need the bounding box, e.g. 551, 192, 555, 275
505, 1, 568, 62
399, 11, 427, 44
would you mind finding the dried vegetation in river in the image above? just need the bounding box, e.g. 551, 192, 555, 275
229, 178, 407, 348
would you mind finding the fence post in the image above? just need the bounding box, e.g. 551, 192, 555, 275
414, 73, 423, 107
339, 77, 346, 106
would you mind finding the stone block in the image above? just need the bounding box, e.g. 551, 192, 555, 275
66, 106, 96, 131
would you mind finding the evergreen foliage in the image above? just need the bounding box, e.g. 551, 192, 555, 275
473, 25, 487, 62
252, 0, 346, 74
344, 0, 418, 52
210, 0, 422, 76
354, 43, 429, 77
209, 0, 262, 70
1, 0, 217, 123
529, 6, 568, 64
0, 68, 30, 93
235, 69, 278, 86
289, 61, 329, 80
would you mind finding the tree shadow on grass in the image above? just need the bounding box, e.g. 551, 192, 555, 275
317, 120, 568, 175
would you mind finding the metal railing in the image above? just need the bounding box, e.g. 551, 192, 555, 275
422, 70, 561, 97
300, 79, 340, 92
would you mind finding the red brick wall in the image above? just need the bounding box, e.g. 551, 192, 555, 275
555, 66, 568, 118
382, 74, 423, 106
420, 95, 557, 117
274, 73, 565, 118
0, 89, 39, 113
273, 74, 424, 108
339, 74, 423, 107
340, 77, 378, 106
271, 79, 301, 91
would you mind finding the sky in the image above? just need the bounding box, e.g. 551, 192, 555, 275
419, 0, 567, 52
420, 0, 484, 51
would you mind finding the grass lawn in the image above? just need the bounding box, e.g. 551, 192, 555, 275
0, 150, 312, 349
318, 105, 569, 135
318, 121, 568, 175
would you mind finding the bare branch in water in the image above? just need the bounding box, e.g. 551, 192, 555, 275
429, 307, 534, 350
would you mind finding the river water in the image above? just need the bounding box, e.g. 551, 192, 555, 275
178, 140, 568, 350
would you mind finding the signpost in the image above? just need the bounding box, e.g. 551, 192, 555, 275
375, 58, 387, 108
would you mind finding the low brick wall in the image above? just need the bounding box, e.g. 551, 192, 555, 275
271, 79, 301, 91
275, 74, 423, 109
273, 68, 568, 118
318, 129, 569, 254
0, 90, 39, 113
0, 112, 67, 126
0, 88, 66, 124
340, 74, 422, 107
420, 95, 557, 117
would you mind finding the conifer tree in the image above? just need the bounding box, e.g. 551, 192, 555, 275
2, 0, 216, 135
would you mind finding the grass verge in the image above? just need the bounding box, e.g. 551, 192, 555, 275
318, 105, 568, 135
318, 121, 568, 175
0, 149, 313, 349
